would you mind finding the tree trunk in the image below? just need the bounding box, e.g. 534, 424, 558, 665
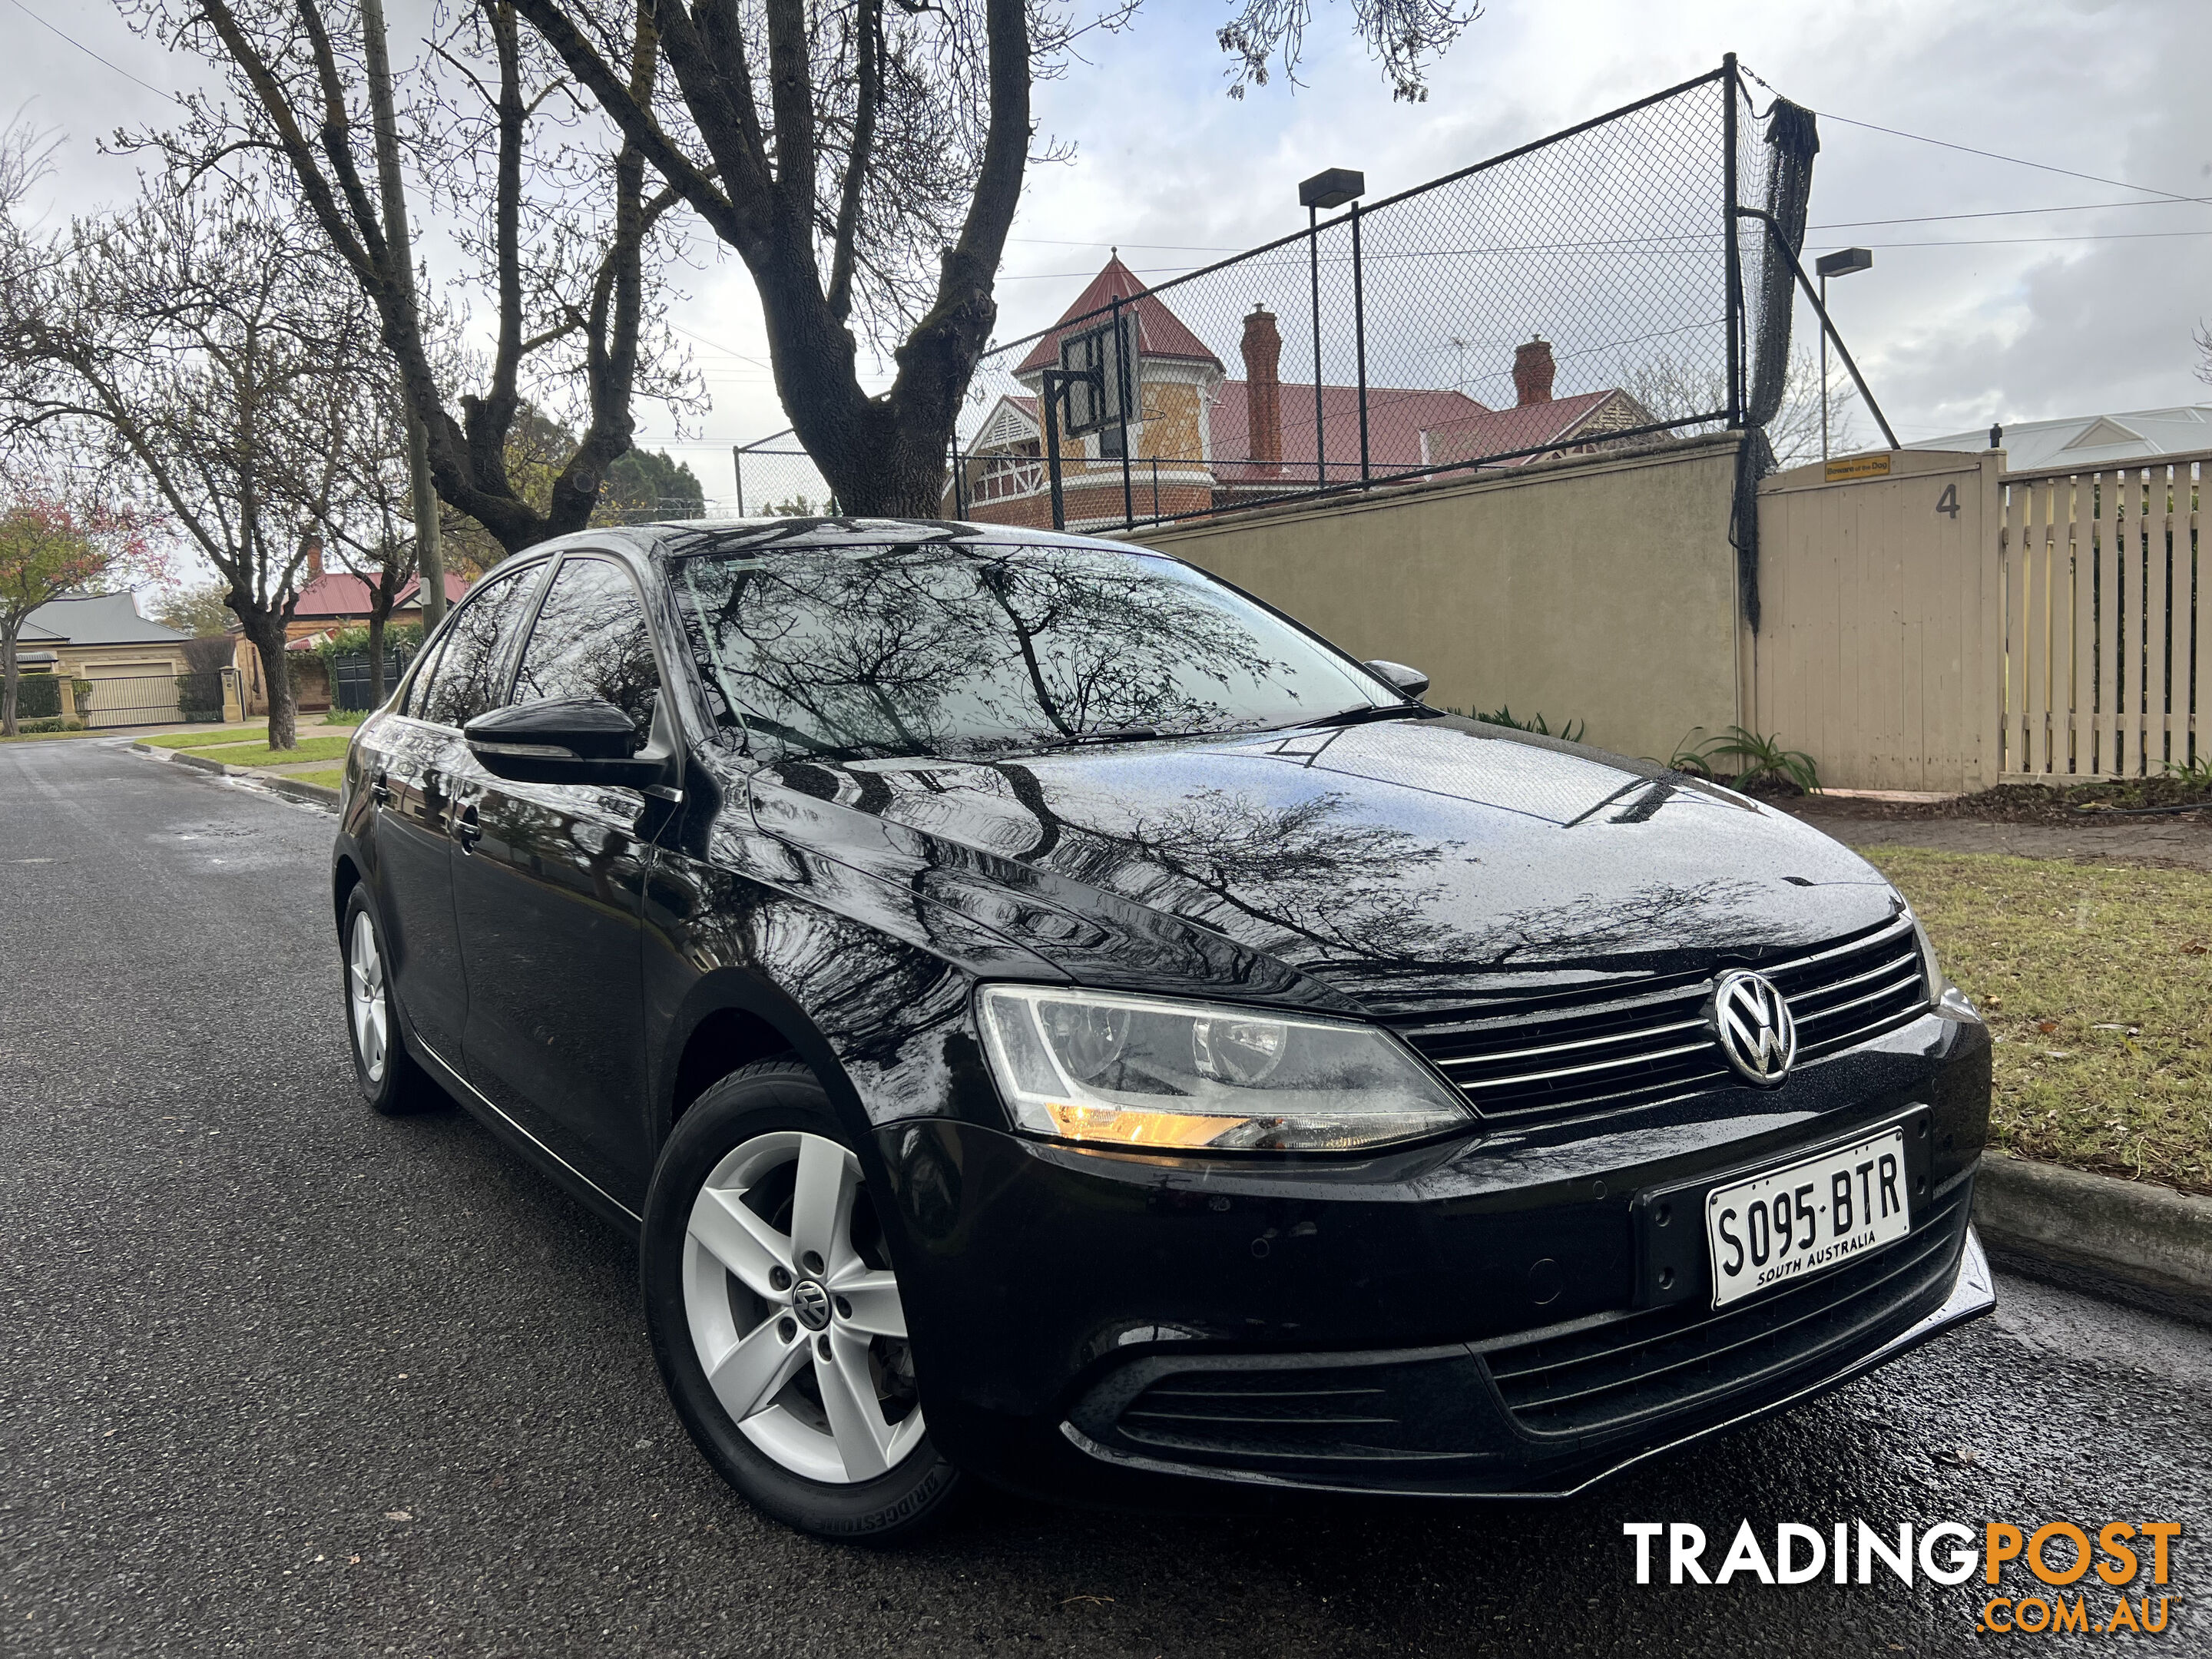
1, 618, 21, 737
240, 612, 296, 749
366, 611, 388, 707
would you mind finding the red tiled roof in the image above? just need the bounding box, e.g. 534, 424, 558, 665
1013, 257, 1224, 376
288, 570, 471, 620
1210, 382, 1490, 483
289, 571, 382, 618
1419, 391, 1627, 469
396, 572, 472, 609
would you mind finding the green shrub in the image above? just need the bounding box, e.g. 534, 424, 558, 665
1454, 704, 1588, 743
11, 676, 62, 719
1672, 726, 1821, 793
315, 621, 423, 664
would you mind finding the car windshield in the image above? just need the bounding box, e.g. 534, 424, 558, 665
671, 540, 1398, 761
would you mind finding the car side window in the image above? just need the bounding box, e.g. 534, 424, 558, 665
398, 635, 446, 718
416, 568, 542, 729
510, 557, 663, 738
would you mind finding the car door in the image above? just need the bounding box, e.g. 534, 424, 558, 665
449, 552, 674, 1200
365, 566, 546, 1064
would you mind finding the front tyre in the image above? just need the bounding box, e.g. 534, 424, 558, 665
340, 887, 439, 1117
641, 1061, 962, 1541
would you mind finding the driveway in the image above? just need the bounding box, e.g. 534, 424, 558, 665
3, 737, 2206, 1658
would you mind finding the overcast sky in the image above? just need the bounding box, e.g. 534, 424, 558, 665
6, 0, 2208, 507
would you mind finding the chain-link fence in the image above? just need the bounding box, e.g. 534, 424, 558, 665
734, 58, 1830, 556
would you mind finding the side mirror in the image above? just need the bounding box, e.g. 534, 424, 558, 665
464, 696, 667, 788
1364, 659, 1430, 700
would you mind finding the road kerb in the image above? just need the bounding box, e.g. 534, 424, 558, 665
1973, 1150, 2212, 1321
134, 741, 341, 808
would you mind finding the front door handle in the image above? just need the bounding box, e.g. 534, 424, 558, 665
454, 802, 482, 853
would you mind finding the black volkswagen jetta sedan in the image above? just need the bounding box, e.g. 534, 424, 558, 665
331, 517, 1994, 1539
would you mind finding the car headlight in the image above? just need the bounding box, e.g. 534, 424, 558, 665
975, 984, 1472, 1153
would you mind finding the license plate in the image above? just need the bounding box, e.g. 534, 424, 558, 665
1705, 1126, 1912, 1308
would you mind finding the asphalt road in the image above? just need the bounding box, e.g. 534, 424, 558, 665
3, 737, 2207, 1659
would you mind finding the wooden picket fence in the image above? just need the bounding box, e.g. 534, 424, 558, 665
1998, 449, 2207, 781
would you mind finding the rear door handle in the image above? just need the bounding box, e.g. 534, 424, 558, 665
454, 802, 482, 853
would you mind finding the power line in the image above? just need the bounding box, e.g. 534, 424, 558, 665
1811, 197, 2210, 230
4, 0, 186, 106
1816, 230, 2212, 251
1813, 110, 2212, 208
664, 319, 776, 372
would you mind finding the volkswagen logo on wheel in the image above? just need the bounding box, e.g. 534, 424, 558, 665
1710, 969, 1796, 1086
790, 1279, 833, 1331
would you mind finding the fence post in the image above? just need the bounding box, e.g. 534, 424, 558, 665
1041, 369, 1068, 531
1721, 53, 1743, 428
950, 436, 969, 518
1112, 293, 1134, 528
731, 442, 745, 517
1309, 204, 1326, 488
1352, 200, 1370, 487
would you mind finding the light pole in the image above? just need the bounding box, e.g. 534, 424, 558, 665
1298, 168, 1363, 488
1815, 247, 1873, 461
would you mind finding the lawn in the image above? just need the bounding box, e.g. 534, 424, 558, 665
182, 734, 356, 768
283, 767, 346, 792
1866, 848, 2212, 1195
139, 727, 263, 749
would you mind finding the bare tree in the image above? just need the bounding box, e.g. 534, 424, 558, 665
126, 0, 695, 557
505, 0, 1480, 516
7, 181, 394, 748
1622, 346, 1860, 469
316, 366, 419, 705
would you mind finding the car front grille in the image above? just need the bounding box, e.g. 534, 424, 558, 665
1475, 1184, 1971, 1441
1386, 914, 1929, 1122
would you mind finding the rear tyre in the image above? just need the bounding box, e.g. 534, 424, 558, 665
340, 887, 440, 1117
642, 1061, 963, 1542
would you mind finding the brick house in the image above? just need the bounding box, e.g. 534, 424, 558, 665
951, 255, 1656, 529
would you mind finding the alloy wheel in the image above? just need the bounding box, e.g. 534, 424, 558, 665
681, 1131, 925, 1485
348, 911, 389, 1084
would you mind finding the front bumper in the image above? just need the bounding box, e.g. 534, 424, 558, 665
873, 1010, 1993, 1502
1057, 1218, 1993, 1499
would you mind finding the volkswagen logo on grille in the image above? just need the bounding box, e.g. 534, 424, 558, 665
790, 1279, 833, 1331
1710, 969, 1797, 1086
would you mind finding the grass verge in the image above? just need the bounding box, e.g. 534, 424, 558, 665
182, 734, 355, 768
1866, 848, 2212, 1195
139, 727, 264, 750
1, 726, 111, 743
281, 767, 346, 793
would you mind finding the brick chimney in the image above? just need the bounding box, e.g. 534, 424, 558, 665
303, 533, 324, 581
1240, 304, 1282, 469
1512, 337, 1555, 406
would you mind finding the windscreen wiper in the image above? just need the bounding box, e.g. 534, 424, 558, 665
1295, 702, 1440, 730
